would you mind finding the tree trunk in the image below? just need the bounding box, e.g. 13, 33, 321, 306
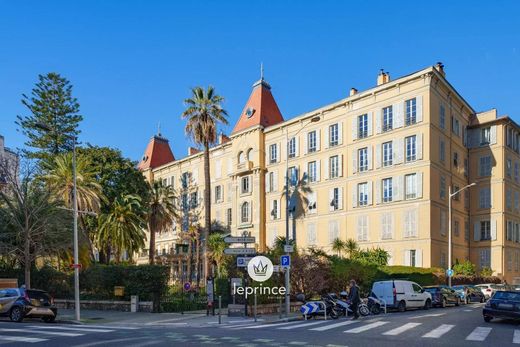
148, 223, 156, 265
187, 240, 193, 283
195, 236, 200, 286
203, 143, 211, 282
24, 229, 31, 289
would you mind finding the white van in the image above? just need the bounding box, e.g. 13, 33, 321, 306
371, 280, 432, 312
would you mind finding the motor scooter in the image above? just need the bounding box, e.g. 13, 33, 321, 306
298, 293, 339, 320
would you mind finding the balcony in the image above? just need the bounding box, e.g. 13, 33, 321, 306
236, 160, 253, 174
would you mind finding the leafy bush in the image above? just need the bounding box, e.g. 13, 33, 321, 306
479, 267, 494, 277
453, 261, 476, 276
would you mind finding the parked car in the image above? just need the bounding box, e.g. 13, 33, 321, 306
476, 284, 503, 299
452, 285, 486, 304
483, 290, 520, 322
423, 285, 460, 307
371, 280, 432, 312
0, 288, 57, 322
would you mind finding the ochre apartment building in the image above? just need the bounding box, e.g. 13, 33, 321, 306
137, 64, 520, 284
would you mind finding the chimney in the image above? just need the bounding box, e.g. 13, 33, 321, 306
218, 133, 230, 145
435, 62, 446, 77
188, 147, 200, 156
377, 69, 390, 86
0, 135, 4, 152
350, 88, 358, 96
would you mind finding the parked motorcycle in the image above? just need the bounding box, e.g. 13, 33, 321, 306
298, 293, 339, 320
367, 294, 383, 315
333, 292, 370, 317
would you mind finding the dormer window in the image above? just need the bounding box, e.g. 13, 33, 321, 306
245, 107, 255, 118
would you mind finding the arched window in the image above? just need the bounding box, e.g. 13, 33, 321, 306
238, 151, 246, 164
241, 202, 250, 223
247, 148, 253, 161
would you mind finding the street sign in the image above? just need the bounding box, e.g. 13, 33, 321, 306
284, 245, 294, 253
224, 236, 256, 244
446, 269, 454, 277
273, 265, 282, 273
281, 255, 290, 268
231, 278, 243, 288
183, 282, 191, 291
224, 248, 256, 255
70, 264, 82, 269
237, 257, 252, 267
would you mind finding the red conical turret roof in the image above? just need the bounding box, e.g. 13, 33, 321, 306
137, 134, 175, 171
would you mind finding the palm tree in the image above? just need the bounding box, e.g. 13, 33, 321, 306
331, 238, 346, 257
147, 181, 176, 264
97, 194, 146, 262
344, 239, 359, 259
207, 232, 228, 278
181, 86, 228, 280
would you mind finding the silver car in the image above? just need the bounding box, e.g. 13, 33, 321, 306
0, 288, 57, 322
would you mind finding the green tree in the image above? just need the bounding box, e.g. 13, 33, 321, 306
331, 238, 346, 257
16, 73, 82, 160
207, 232, 229, 278
344, 239, 359, 259
181, 86, 228, 280
97, 195, 146, 263
147, 181, 176, 264
453, 260, 477, 276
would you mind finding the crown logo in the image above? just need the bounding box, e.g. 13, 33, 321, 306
253, 260, 268, 276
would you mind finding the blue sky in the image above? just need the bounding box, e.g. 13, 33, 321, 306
1, 1, 519, 161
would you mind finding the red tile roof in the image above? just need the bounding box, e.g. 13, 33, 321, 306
231, 79, 284, 134
137, 135, 175, 170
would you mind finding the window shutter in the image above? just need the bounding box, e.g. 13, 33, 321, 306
367, 146, 373, 170
375, 180, 381, 204
316, 160, 321, 181
265, 173, 270, 193
339, 154, 344, 177
404, 250, 411, 266
375, 144, 382, 169
277, 143, 281, 162
352, 185, 358, 208
474, 222, 480, 241
396, 138, 404, 164
265, 146, 269, 165
394, 102, 403, 128
368, 181, 373, 205
277, 198, 281, 219
228, 158, 233, 174
250, 201, 253, 222
227, 182, 233, 202
303, 133, 308, 155
338, 122, 343, 145
269, 200, 274, 220
295, 136, 299, 157
491, 219, 497, 240
417, 172, 423, 198
192, 169, 198, 184
393, 176, 401, 201
367, 112, 373, 136
352, 118, 358, 141
215, 159, 221, 178
352, 149, 357, 174
273, 171, 278, 191
316, 129, 321, 151
324, 127, 329, 149
329, 189, 335, 212
417, 133, 423, 160
416, 250, 423, 267
490, 126, 497, 144
338, 187, 343, 210
416, 95, 423, 123
325, 158, 330, 179
375, 109, 382, 134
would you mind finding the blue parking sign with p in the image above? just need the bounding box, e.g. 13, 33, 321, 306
446, 269, 454, 277
281, 255, 290, 268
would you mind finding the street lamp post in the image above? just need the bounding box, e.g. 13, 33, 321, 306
448, 182, 476, 287
284, 115, 320, 317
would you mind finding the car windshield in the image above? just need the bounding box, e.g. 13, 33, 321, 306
452, 286, 463, 290
493, 291, 520, 301
424, 288, 438, 292
490, 284, 503, 290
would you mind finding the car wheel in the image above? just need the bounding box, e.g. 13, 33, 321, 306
455, 298, 460, 307
42, 316, 56, 323
9, 307, 24, 323
398, 300, 406, 312
466, 297, 470, 305
480, 296, 484, 303
441, 298, 447, 308
484, 316, 492, 322
423, 299, 431, 310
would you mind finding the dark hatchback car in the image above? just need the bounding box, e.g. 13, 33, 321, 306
424, 285, 461, 307
0, 288, 57, 322
483, 290, 520, 322
452, 285, 486, 304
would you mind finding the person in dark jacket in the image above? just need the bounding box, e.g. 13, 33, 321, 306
348, 279, 361, 319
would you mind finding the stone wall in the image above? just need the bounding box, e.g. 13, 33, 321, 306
55, 299, 153, 312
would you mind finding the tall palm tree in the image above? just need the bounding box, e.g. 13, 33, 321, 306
207, 232, 228, 278
147, 181, 176, 264
331, 238, 346, 257
97, 194, 146, 262
345, 239, 359, 259
181, 86, 228, 280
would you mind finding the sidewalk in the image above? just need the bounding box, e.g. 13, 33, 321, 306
58, 308, 302, 326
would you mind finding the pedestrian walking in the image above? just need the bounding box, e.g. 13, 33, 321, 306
348, 279, 361, 320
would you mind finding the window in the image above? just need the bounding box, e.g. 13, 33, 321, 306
405, 98, 417, 126
307, 223, 317, 245
268, 172, 275, 192
181, 172, 190, 188
329, 220, 340, 243
453, 185, 460, 201
464, 190, 470, 209
358, 182, 368, 206
382, 106, 393, 132
190, 192, 198, 209
410, 250, 417, 267
383, 178, 393, 203
507, 159, 512, 178
358, 147, 368, 172
331, 187, 340, 210
288, 137, 296, 158
464, 158, 469, 177
440, 252, 447, 268
508, 221, 514, 241
288, 166, 298, 186
454, 220, 460, 237
329, 124, 339, 147
241, 202, 250, 223
271, 200, 278, 219
181, 193, 189, 211
465, 221, 470, 241
480, 221, 491, 240
479, 249, 491, 268
227, 208, 232, 226
381, 213, 393, 239
439, 104, 446, 129
440, 209, 447, 236
515, 162, 519, 182
241, 176, 250, 194
453, 152, 459, 167
358, 114, 368, 138
357, 215, 368, 241
308, 131, 317, 153
405, 135, 417, 162
405, 173, 417, 199
404, 210, 417, 237
308, 161, 317, 183
451, 117, 460, 136
269, 144, 278, 163
479, 187, 491, 208
440, 139, 445, 162
238, 151, 246, 164
215, 185, 222, 203
480, 156, 492, 176
440, 176, 446, 199
481, 127, 491, 145
247, 148, 253, 161
515, 191, 519, 210
330, 155, 339, 178
382, 141, 393, 167
507, 189, 513, 210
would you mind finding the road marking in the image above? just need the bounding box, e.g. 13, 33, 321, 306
236, 321, 303, 329
75, 324, 139, 330
465, 327, 492, 341
74, 337, 148, 347
463, 309, 473, 312
0, 328, 83, 337
310, 320, 359, 331
0, 335, 47, 343
422, 324, 455, 338
27, 325, 114, 333
409, 313, 445, 319
514, 330, 520, 344
383, 322, 422, 336
278, 321, 328, 330
344, 321, 388, 333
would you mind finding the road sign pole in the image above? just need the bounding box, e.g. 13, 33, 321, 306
254, 292, 257, 322
218, 295, 222, 324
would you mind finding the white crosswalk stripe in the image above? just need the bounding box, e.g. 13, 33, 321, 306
277, 321, 328, 330
0, 328, 83, 337
514, 330, 520, 344
310, 320, 359, 331
344, 321, 388, 333
0, 335, 47, 343
27, 325, 115, 333
383, 322, 422, 336
422, 324, 455, 338
465, 327, 492, 341
230, 321, 301, 329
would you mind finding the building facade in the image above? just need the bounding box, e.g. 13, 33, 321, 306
137, 64, 520, 283
0, 135, 19, 189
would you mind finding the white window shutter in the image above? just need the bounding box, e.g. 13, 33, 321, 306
368, 181, 373, 205
269, 200, 274, 220
277, 143, 281, 162
367, 112, 373, 136
265, 173, 270, 193
339, 154, 344, 177
277, 198, 281, 219
228, 158, 233, 175
338, 187, 343, 210
352, 149, 357, 174
273, 171, 278, 191
417, 133, 423, 160
250, 201, 253, 222
416, 95, 423, 123
324, 127, 329, 149
316, 160, 321, 181
316, 129, 321, 151
265, 146, 269, 165
404, 250, 410, 266
329, 189, 335, 212
215, 159, 221, 178
490, 126, 497, 144
295, 136, 299, 157
375, 144, 381, 169
325, 158, 330, 179
417, 172, 423, 198
396, 138, 404, 164
367, 146, 373, 170
375, 109, 382, 134
303, 133, 308, 155
352, 185, 358, 208
375, 180, 381, 204
394, 102, 403, 128
338, 122, 343, 145
491, 219, 497, 240
474, 222, 480, 241
192, 169, 198, 185
393, 176, 400, 201
416, 250, 423, 267
352, 118, 358, 141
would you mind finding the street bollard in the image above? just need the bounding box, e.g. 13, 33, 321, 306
254, 292, 257, 322
218, 295, 222, 324
279, 296, 282, 319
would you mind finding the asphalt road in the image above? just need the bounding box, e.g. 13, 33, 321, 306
0, 302, 518, 346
